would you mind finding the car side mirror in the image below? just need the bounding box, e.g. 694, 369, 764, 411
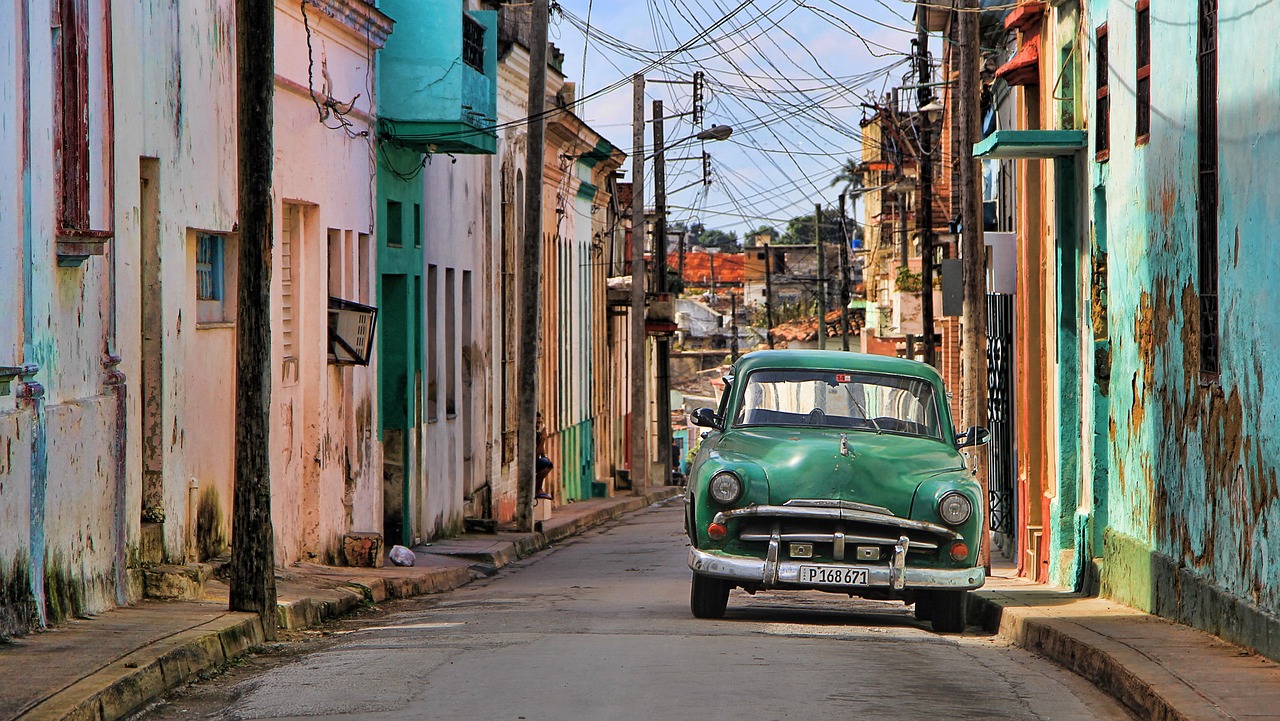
956, 426, 990, 448
691, 407, 722, 430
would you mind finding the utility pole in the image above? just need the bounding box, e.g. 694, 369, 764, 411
763, 243, 776, 348
679, 227, 690, 286
629, 75, 647, 495
230, 0, 278, 639
838, 192, 852, 352
815, 204, 826, 349
730, 291, 739, 361
958, 0, 990, 566
516, 0, 549, 531
917, 23, 937, 367
653, 99, 672, 487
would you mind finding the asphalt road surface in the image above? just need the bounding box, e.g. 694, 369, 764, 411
137, 499, 1134, 721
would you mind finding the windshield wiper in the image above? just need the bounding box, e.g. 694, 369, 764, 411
848, 398, 883, 434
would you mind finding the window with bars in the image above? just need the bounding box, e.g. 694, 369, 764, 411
195, 232, 228, 324
1136, 1, 1151, 143
462, 14, 485, 72
1096, 24, 1110, 160
1197, 0, 1219, 376
196, 234, 223, 301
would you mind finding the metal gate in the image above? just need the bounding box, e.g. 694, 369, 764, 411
986, 293, 1016, 537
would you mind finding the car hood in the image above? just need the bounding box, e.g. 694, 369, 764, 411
710, 426, 965, 517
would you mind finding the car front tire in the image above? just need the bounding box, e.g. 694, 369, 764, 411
912, 592, 933, 621
926, 589, 968, 633
690, 573, 731, 619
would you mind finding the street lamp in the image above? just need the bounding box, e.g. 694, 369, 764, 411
645, 123, 734, 160
919, 99, 945, 123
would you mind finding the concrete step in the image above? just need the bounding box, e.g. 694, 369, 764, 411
142, 561, 220, 601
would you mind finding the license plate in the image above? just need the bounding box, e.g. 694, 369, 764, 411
797, 565, 870, 586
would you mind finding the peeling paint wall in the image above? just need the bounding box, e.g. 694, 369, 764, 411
270, 0, 385, 563
415, 152, 489, 540
1, 0, 125, 636
1087, 0, 1280, 655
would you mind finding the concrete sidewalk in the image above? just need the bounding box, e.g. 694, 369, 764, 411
0, 488, 681, 721
972, 567, 1280, 721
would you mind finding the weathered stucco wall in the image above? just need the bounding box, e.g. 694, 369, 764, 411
271, 0, 384, 563
1088, 0, 1280, 656
415, 153, 489, 539
1, 0, 127, 635
113, 0, 240, 571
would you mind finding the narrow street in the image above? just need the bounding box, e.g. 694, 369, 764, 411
138, 501, 1132, 721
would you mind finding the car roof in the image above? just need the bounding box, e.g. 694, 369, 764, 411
731, 349, 945, 386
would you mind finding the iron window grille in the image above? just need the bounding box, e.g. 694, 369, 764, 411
1136, 0, 1151, 143
1197, 0, 1219, 377
463, 13, 485, 72
1096, 24, 1110, 161
196, 234, 223, 301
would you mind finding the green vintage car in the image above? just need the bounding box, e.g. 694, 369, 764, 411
685, 350, 988, 633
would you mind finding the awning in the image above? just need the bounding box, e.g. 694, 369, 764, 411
972, 129, 1087, 159
1004, 1, 1046, 33
995, 34, 1040, 86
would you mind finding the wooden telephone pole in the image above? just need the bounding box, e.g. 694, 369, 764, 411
917, 25, 937, 367
815, 204, 826, 349
516, 0, 549, 531
838, 192, 852, 352
629, 74, 648, 494
958, 0, 990, 565
230, 0, 278, 639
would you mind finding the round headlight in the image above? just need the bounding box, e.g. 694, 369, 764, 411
708, 471, 744, 505
938, 491, 972, 525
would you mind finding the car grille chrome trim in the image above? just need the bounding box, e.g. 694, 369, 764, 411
712, 504, 959, 540
738, 531, 940, 551
784, 498, 894, 515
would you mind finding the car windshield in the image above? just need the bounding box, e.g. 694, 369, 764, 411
732, 369, 942, 439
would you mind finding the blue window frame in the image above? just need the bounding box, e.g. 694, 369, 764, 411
196, 233, 224, 301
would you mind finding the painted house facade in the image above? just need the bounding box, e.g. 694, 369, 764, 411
1, 0, 123, 634
967, 0, 1280, 660
375, 0, 498, 543
0, 0, 391, 636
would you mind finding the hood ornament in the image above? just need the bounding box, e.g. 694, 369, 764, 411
840, 433, 851, 457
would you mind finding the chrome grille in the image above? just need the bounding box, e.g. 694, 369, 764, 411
714, 499, 955, 560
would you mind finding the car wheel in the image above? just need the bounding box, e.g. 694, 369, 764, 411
690, 573, 731, 619
913, 592, 933, 621
928, 590, 968, 633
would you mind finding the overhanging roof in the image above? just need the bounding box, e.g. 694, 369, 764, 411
972, 129, 1086, 159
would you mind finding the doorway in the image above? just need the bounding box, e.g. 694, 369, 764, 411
139, 158, 164, 526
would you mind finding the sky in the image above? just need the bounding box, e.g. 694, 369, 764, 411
546, 0, 926, 239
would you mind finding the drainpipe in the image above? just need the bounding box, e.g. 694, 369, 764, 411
100, 0, 126, 605
187, 478, 200, 563
16, 0, 50, 630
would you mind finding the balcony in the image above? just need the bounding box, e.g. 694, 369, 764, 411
378, 2, 497, 155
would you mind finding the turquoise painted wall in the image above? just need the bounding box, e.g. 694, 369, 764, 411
1086, 0, 1280, 632
377, 1, 496, 153
376, 146, 425, 434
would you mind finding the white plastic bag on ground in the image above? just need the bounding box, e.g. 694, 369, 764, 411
388, 544, 416, 567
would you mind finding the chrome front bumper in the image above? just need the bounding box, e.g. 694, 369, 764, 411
688, 546, 986, 591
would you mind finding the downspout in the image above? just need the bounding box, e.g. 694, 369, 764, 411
99, 0, 129, 605
17, 0, 50, 630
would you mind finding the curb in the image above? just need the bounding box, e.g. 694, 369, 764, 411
969, 592, 1197, 721
20, 491, 676, 721
18, 614, 264, 721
